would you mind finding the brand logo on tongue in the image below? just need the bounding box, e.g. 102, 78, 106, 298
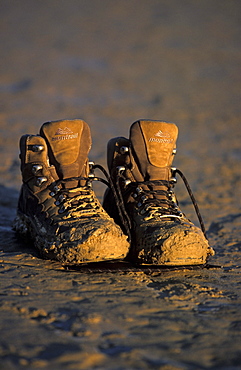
52, 127, 79, 141
155, 130, 170, 138
149, 130, 173, 143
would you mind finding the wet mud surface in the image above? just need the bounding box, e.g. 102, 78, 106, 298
1, 1, 241, 369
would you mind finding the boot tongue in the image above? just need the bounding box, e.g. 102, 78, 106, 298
129, 120, 178, 181
40, 119, 91, 181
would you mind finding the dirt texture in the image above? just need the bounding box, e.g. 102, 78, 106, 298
1, 1, 241, 369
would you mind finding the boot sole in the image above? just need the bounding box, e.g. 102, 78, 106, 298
129, 222, 215, 266
13, 212, 130, 264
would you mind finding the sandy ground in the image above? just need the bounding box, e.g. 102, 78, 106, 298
1, 1, 241, 369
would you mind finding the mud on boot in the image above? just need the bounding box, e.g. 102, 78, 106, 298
13, 119, 129, 264
103, 119, 215, 266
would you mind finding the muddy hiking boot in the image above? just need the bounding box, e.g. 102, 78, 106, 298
103, 120, 215, 265
13, 119, 129, 264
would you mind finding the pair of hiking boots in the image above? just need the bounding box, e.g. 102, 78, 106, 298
13, 119, 215, 266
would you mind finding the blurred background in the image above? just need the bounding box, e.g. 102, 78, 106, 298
1, 3, 241, 368
1, 0, 241, 223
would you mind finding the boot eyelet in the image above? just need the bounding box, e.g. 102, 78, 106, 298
32, 145, 44, 152
136, 187, 143, 194
124, 179, 131, 186
54, 185, 60, 192
141, 195, 147, 202
119, 146, 129, 154
117, 166, 126, 174
36, 177, 47, 186
58, 194, 65, 202
170, 177, 177, 184
50, 185, 60, 197
58, 206, 66, 214
32, 164, 43, 175
55, 195, 66, 206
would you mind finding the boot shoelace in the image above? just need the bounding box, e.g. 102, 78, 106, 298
128, 179, 183, 221
49, 164, 207, 245
112, 167, 208, 244
49, 168, 110, 218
